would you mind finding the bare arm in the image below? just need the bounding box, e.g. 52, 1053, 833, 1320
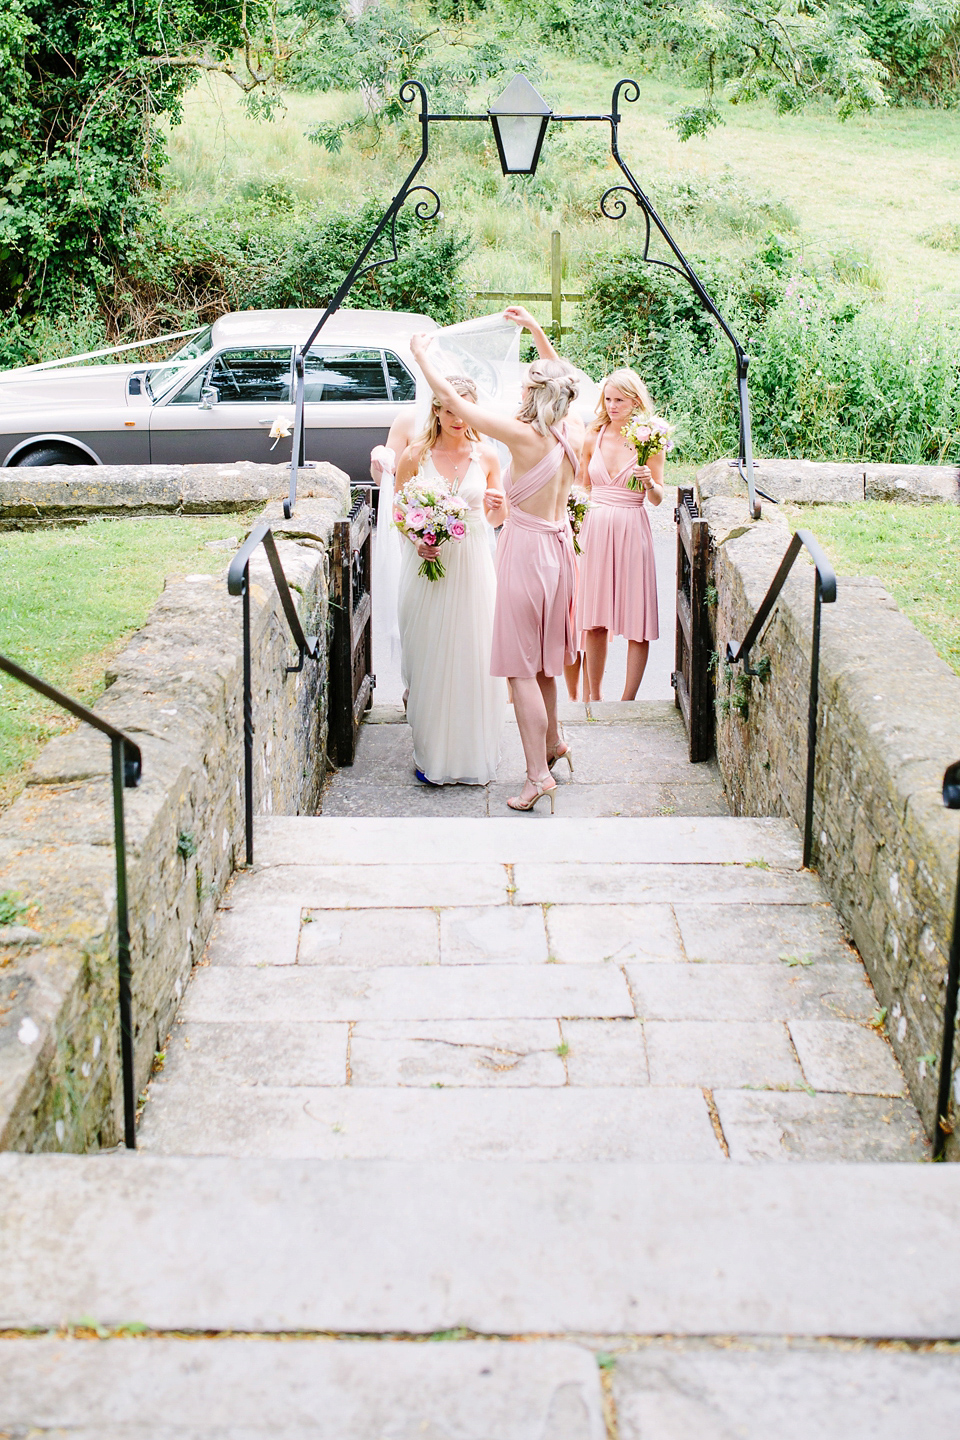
478, 442, 507, 525
409, 334, 530, 450
503, 305, 559, 362
633, 448, 666, 506
394, 442, 440, 558
370, 409, 416, 482
578, 431, 598, 492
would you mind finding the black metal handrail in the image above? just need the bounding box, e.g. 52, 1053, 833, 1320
725, 530, 837, 868
227, 524, 320, 866
0, 653, 141, 1148
935, 760, 960, 1160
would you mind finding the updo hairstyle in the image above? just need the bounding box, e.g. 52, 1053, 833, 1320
516, 358, 579, 437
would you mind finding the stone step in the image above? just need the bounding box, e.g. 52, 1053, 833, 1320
254, 814, 802, 868
0, 1336, 605, 1440
2, 1156, 958, 1338
5, 1334, 959, 1439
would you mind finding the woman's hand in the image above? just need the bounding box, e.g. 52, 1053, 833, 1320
416, 538, 440, 560
484, 489, 507, 523
409, 332, 433, 363
633, 464, 654, 491
503, 305, 536, 330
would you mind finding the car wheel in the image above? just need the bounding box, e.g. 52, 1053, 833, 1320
13, 443, 95, 466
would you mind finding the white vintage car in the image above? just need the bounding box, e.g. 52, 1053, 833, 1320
0, 309, 436, 484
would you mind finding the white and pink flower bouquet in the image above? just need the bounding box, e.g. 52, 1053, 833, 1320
393, 476, 469, 582
621, 412, 675, 491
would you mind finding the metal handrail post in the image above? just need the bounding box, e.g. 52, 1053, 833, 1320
241, 560, 255, 866
110, 737, 136, 1148
803, 574, 824, 870
0, 652, 141, 1148
725, 531, 837, 869
934, 760, 960, 1159
227, 527, 321, 865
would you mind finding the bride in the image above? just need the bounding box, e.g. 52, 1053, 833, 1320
394, 376, 507, 786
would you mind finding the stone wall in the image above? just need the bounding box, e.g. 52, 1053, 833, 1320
700, 486, 960, 1154
0, 468, 350, 1152
0, 461, 347, 529
698, 458, 959, 506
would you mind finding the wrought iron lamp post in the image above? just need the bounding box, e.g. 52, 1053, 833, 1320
284, 76, 760, 521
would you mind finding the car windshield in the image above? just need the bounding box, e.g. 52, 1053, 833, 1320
146, 326, 214, 401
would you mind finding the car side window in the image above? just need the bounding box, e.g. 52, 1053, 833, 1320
303, 349, 389, 403
384, 351, 417, 402
170, 348, 292, 405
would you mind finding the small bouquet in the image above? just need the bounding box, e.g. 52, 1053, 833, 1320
621, 412, 675, 491
393, 476, 469, 581
567, 488, 591, 555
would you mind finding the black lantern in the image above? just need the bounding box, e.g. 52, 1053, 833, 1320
488, 75, 552, 177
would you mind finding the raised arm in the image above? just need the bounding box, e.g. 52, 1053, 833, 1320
503, 305, 560, 363
409, 334, 528, 450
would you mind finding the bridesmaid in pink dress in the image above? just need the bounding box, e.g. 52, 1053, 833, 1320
577, 369, 664, 702
409, 333, 580, 814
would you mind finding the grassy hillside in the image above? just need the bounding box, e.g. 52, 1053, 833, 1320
163, 58, 960, 323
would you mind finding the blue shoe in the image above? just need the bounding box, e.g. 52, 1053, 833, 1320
415, 768, 440, 787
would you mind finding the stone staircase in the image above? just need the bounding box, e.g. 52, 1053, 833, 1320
2, 707, 959, 1437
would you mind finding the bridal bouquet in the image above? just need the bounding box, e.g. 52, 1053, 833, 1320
394, 477, 469, 581
567, 488, 591, 555
621, 412, 675, 491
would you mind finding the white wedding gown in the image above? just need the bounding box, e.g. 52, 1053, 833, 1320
398, 448, 506, 785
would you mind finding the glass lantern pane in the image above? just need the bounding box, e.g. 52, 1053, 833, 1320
497, 115, 545, 173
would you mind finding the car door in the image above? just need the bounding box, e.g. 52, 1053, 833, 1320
301, 347, 410, 482
149, 347, 293, 463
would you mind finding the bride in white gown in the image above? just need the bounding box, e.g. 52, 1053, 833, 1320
395, 376, 507, 785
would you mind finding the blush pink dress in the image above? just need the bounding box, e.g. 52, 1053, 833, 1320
490, 428, 579, 679
576, 426, 659, 645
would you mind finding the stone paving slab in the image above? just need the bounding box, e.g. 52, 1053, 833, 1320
612, 1343, 960, 1440
625, 961, 879, 1023
0, 1337, 604, 1440
202, 901, 302, 967
714, 1091, 929, 1161
297, 907, 441, 966
138, 1086, 720, 1160
178, 963, 635, 1023
349, 1019, 565, 1087
673, 901, 854, 964
158, 1022, 348, 1088
322, 782, 491, 817
239, 862, 511, 909
439, 905, 549, 965
645, 1020, 804, 1089
789, 1020, 906, 1095
254, 816, 803, 869
546, 904, 684, 964
560, 1018, 649, 1086
2, 1157, 958, 1334
513, 862, 824, 907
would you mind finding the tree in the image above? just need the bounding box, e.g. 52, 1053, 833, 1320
0, 0, 336, 317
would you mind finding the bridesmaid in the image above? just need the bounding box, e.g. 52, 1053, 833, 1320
577, 369, 664, 702
409, 333, 580, 814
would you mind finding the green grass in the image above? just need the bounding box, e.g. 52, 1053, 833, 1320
0, 515, 261, 809
163, 60, 960, 333
788, 503, 960, 675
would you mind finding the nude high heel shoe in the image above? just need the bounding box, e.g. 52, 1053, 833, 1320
547, 726, 574, 776
507, 777, 557, 814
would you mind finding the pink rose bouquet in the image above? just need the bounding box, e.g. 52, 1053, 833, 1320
621, 412, 675, 491
393, 476, 470, 581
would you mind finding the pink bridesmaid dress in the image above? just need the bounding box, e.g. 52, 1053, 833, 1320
490, 428, 579, 679
576, 426, 659, 644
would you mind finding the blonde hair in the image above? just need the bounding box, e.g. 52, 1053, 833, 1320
416, 375, 480, 449
591, 368, 654, 432
516, 358, 579, 436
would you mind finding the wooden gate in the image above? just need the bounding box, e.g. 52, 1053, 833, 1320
673, 486, 713, 763
328, 487, 374, 766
